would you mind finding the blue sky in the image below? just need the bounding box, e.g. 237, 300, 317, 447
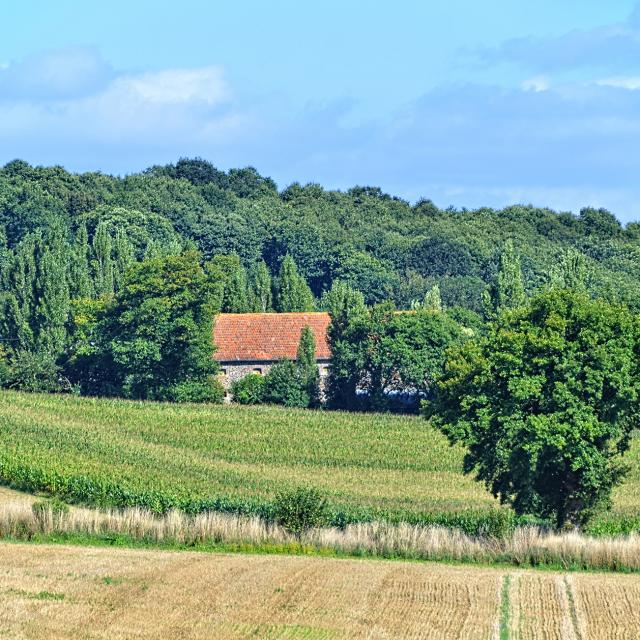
2, 1, 640, 220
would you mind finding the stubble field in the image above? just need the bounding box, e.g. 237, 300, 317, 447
0, 543, 639, 639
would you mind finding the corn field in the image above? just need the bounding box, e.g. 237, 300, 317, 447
1, 390, 639, 534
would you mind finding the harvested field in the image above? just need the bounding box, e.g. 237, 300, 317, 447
0, 544, 639, 639
505, 571, 640, 640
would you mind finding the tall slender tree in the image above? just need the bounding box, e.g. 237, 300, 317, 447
248, 260, 272, 312
211, 254, 250, 312
276, 255, 314, 312
550, 248, 591, 292
69, 223, 93, 299
4, 235, 37, 351
92, 222, 114, 296
492, 240, 526, 313
113, 227, 134, 292
297, 325, 320, 406
422, 284, 443, 312
33, 230, 70, 356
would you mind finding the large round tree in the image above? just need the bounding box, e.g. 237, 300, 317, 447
426, 289, 640, 528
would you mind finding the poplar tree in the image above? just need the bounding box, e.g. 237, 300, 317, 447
495, 240, 526, 313
113, 227, 134, 291
92, 222, 114, 296
550, 248, 591, 292
322, 280, 367, 409
69, 223, 93, 299
4, 235, 37, 351
33, 230, 70, 356
320, 280, 366, 335
422, 284, 443, 312
211, 254, 250, 312
248, 260, 272, 312
297, 325, 320, 405
275, 255, 314, 312
0, 226, 10, 290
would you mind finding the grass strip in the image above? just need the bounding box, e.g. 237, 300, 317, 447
564, 576, 583, 640
499, 574, 511, 640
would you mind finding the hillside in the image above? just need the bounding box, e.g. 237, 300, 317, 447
1, 391, 639, 532
2, 158, 640, 312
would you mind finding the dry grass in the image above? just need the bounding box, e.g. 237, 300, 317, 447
4, 498, 640, 571
506, 571, 640, 640
1, 543, 640, 639
0, 543, 503, 640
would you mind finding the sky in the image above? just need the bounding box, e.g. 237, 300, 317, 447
2, 1, 640, 220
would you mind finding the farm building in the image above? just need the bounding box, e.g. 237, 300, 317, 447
213, 312, 332, 396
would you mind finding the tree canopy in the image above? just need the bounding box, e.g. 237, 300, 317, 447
426, 289, 640, 528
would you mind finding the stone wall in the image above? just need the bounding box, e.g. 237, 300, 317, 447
219, 360, 330, 402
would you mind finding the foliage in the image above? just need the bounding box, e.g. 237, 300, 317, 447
263, 360, 310, 408
248, 260, 272, 312
5, 350, 64, 393
412, 284, 443, 312
210, 254, 250, 313
272, 487, 329, 536
426, 289, 640, 528
329, 303, 466, 411
297, 326, 320, 407
484, 240, 527, 316
4, 156, 640, 420
231, 373, 266, 405
550, 247, 592, 292
93, 251, 222, 400
275, 255, 315, 312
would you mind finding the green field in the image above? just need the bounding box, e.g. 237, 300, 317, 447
1, 390, 639, 531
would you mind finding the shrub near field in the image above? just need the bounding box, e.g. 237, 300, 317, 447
0, 390, 639, 534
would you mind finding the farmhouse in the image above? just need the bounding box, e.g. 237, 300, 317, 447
213, 312, 332, 396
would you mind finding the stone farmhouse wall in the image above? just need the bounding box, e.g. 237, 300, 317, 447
219, 359, 330, 401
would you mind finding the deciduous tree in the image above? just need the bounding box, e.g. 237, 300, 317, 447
426, 289, 640, 528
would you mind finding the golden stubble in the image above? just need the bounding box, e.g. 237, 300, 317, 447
0, 543, 502, 640
1, 543, 640, 639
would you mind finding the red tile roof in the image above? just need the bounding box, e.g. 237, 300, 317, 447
213, 313, 332, 362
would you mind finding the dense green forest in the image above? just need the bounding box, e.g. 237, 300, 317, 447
2, 157, 639, 311
1, 156, 640, 401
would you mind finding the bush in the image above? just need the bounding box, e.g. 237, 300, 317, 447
7, 350, 64, 393
32, 497, 70, 519
231, 373, 266, 405
263, 360, 309, 408
272, 487, 328, 536
0, 347, 10, 387
159, 379, 225, 404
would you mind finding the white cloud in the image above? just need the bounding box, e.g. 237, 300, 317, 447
0, 64, 242, 146
597, 76, 640, 90
112, 67, 229, 106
